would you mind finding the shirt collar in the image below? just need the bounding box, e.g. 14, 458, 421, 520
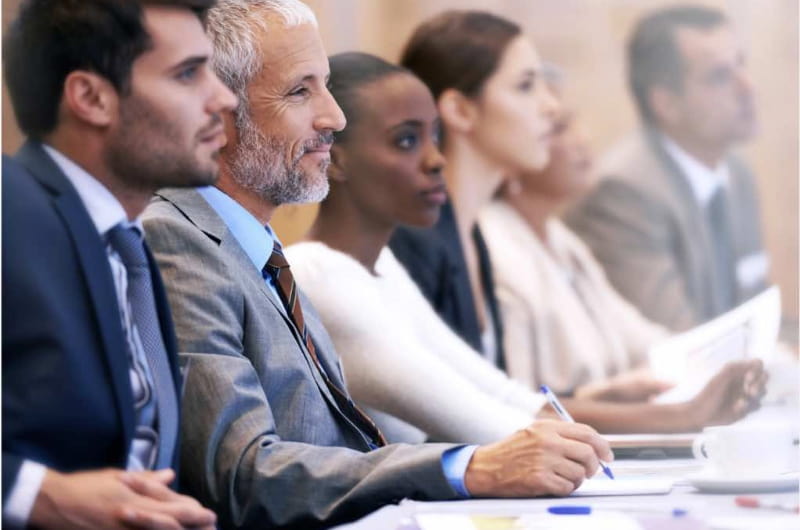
196, 186, 278, 271
43, 144, 141, 237
659, 134, 730, 207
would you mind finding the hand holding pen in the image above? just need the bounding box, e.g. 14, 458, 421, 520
541, 385, 615, 480
464, 418, 613, 497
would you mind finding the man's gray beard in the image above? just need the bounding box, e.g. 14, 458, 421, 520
228, 115, 329, 206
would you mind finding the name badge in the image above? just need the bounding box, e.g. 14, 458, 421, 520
736, 252, 769, 290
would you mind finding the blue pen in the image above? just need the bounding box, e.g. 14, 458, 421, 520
548, 505, 688, 517
540, 385, 615, 480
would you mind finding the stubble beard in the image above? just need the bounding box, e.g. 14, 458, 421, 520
227, 112, 330, 207
106, 93, 219, 194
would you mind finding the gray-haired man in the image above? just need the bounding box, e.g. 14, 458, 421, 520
143, 1, 611, 528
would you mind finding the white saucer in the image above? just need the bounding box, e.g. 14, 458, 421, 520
687, 471, 799, 493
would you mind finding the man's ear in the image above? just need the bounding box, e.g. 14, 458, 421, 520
61, 70, 118, 128
648, 85, 682, 127
328, 143, 347, 183
437, 88, 478, 134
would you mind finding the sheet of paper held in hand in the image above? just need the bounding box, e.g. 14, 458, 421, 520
647, 286, 780, 404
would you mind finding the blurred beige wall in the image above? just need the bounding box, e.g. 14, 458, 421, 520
3, 0, 797, 321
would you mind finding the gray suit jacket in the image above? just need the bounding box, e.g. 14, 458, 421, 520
565, 129, 767, 331
142, 188, 458, 529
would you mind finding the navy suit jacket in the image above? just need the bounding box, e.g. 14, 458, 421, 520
1, 141, 182, 503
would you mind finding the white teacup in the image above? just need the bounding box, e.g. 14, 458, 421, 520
692, 423, 799, 477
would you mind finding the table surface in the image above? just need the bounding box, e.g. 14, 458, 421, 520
332, 404, 800, 530
332, 463, 799, 529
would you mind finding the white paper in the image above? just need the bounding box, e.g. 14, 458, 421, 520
648, 286, 781, 403
571, 477, 674, 496
708, 515, 800, 530
605, 433, 697, 449
414, 512, 643, 530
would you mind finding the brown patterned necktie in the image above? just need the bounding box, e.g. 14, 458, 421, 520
264, 240, 387, 448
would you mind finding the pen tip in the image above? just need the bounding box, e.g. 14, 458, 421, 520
603, 466, 615, 480
540, 385, 548, 393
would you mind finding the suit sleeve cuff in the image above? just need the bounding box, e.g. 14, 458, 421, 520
3, 460, 47, 528
441, 445, 478, 498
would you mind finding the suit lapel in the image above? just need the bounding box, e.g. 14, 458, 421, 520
299, 301, 348, 389
644, 131, 718, 313
15, 141, 135, 451
155, 188, 344, 415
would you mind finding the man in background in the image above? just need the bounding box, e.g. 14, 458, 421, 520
566, 4, 767, 331
2, 0, 236, 527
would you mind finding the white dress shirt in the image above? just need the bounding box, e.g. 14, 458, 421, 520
659, 134, 730, 207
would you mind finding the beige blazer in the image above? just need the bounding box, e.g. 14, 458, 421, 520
565, 129, 767, 331
480, 201, 667, 395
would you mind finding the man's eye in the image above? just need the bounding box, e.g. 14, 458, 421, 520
289, 86, 310, 97
517, 80, 534, 92
176, 66, 199, 82
396, 134, 418, 150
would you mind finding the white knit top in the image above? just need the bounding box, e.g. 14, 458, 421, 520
285, 241, 545, 444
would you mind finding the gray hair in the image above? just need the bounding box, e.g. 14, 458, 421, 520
206, 0, 318, 120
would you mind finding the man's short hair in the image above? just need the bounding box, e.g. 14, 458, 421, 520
205, 0, 317, 127
3, 0, 215, 140
628, 4, 728, 123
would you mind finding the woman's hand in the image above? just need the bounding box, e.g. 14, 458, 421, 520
575, 368, 674, 402
685, 359, 768, 430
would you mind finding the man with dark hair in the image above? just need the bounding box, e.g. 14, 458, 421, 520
566, 4, 767, 331
2, 0, 236, 527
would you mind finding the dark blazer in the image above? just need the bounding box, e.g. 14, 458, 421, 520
1, 141, 182, 504
390, 199, 506, 370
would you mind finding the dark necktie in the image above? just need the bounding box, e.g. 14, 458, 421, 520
264, 241, 387, 448
108, 225, 179, 469
707, 188, 736, 313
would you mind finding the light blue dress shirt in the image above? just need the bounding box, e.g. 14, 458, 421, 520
196, 186, 477, 497
196, 186, 283, 306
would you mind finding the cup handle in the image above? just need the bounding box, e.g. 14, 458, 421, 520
693, 435, 710, 461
